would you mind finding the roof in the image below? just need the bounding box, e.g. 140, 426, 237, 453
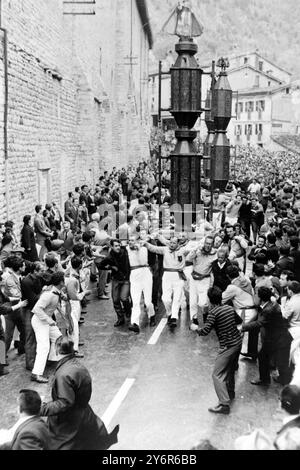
271, 134, 300, 154
227, 50, 292, 76
136, 0, 153, 49
236, 83, 292, 97
228, 64, 283, 84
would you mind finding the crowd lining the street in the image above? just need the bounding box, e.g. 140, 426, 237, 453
1, 146, 300, 449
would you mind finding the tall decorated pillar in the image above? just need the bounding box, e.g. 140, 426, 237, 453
211, 57, 232, 191
161, 1, 204, 228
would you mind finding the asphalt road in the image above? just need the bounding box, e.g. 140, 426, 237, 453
0, 280, 285, 450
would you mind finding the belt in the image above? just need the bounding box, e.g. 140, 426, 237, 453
164, 269, 181, 273
239, 306, 256, 310
131, 265, 149, 271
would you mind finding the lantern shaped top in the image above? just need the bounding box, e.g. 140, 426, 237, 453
161, 1, 204, 39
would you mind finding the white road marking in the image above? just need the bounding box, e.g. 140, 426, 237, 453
101, 378, 135, 427
147, 318, 168, 345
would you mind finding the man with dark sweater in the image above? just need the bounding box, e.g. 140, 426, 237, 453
21, 262, 45, 371
211, 247, 232, 292
97, 239, 131, 327
191, 287, 242, 415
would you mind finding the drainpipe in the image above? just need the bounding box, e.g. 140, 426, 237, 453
0, 0, 9, 218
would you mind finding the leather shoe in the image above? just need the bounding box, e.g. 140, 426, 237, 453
114, 319, 125, 327
169, 318, 177, 328
250, 379, 270, 386
240, 352, 257, 361
208, 404, 230, 415
149, 316, 156, 327
98, 295, 110, 300
79, 341, 84, 346
167, 315, 172, 325
129, 323, 140, 334
31, 374, 48, 384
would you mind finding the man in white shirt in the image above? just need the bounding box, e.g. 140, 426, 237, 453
66, 257, 91, 355
126, 235, 155, 334
248, 178, 261, 195
142, 237, 188, 328
185, 236, 217, 326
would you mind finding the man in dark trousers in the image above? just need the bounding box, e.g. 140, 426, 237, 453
242, 286, 293, 386
0, 389, 49, 450
190, 287, 242, 415
97, 239, 131, 327
21, 262, 45, 371
211, 247, 232, 292
40, 337, 119, 450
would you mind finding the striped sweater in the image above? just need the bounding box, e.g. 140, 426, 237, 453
198, 305, 242, 349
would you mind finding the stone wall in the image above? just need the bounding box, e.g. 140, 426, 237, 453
0, 0, 151, 228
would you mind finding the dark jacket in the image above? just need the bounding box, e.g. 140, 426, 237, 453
266, 244, 280, 264
238, 202, 252, 221
293, 250, 300, 283
248, 246, 267, 261
21, 273, 44, 310
211, 259, 232, 292
98, 247, 130, 281
273, 256, 295, 277
41, 355, 117, 450
21, 225, 39, 262
242, 301, 292, 350
0, 416, 50, 450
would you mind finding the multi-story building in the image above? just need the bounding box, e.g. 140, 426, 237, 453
228, 51, 300, 148
150, 50, 299, 151
0, 0, 152, 224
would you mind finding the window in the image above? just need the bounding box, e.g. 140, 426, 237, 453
235, 125, 242, 135
268, 81, 271, 87
256, 100, 265, 112
244, 57, 248, 64
245, 124, 252, 135
286, 88, 290, 94
238, 102, 243, 113
258, 61, 263, 72
255, 75, 260, 87
255, 124, 263, 135
245, 101, 254, 112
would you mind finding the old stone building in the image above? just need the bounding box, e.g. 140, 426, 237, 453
0, 0, 152, 226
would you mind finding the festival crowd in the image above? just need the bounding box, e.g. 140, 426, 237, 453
0, 146, 300, 449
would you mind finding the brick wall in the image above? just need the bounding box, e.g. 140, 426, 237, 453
0, 0, 151, 230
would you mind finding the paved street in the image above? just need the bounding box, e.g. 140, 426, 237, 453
0, 280, 284, 451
